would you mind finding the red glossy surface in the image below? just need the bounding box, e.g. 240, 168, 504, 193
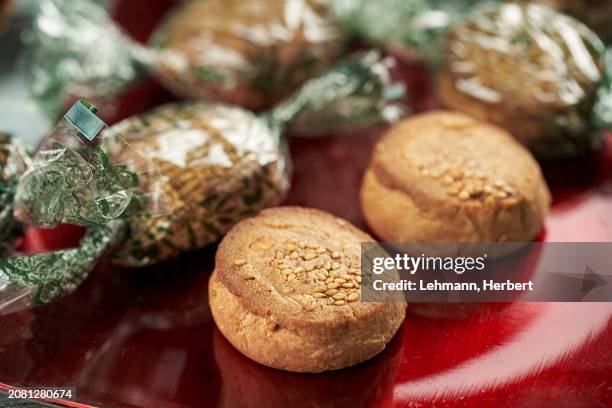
1, 2, 611, 407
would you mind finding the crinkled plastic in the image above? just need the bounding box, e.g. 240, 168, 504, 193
29, 0, 346, 115
0, 51, 403, 310
438, 2, 606, 157
28, 0, 151, 116
105, 51, 403, 267
13, 101, 170, 227
539, 0, 612, 43
0, 132, 30, 255
151, 0, 346, 110
0, 100, 167, 313
334, 1, 612, 158
332, 0, 489, 64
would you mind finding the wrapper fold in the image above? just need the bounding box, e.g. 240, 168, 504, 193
29, 0, 346, 114
1, 51, 404, 310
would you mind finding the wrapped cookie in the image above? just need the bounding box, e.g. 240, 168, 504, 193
0, 101, 165, 313
0, 51, 402, 311
336, 1, 612, 158
332, 0, 489, 63
29, 0, 346, 114
438, 2, 609, 158
104, 51, 402, 267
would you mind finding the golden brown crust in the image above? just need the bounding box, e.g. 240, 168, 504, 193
437, 3, 603, 149
361, 111, 551, 245
152, 0, 344, 110
209, 206, 406, 373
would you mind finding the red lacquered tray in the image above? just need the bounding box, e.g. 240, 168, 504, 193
1, 2, 611, 407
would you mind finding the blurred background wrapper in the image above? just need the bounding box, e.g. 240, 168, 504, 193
28, 0, 347, 116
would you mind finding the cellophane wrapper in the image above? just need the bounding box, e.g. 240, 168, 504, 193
437, 2, 607, 158
332, 0, 489, 64
103, 51, 404, 267
0, 101, 169, 313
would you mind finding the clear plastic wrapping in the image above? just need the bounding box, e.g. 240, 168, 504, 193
104, 51, 402, 267
538, 0, 612, 43
0, 101, 168, 313
29, 0, 346, 114
13, 101, 170, 227
438, 2, 606, 157
332, 0, 488, 64
0, 132, 30, 255
1, 50, 402, 312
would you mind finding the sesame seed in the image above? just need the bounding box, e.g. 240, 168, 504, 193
233, 259, 247, 266
333, 293, 346, 300
347, 293, 359, 302
341, 282, 354, 288
331, 251, 340, 259
282, 286, 294, 294
327, 283, 340, 289
298, 241, 306, 249
303, 252, 317, 260
334, 300, 346, 306
313, 286, 326, 293
325, 289, 338, 296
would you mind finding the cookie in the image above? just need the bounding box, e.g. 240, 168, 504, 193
152, 0, 344, 110
438, 3, 604, 157
104, 102, 288, 267
209, 206, 406, 373
360, 111, 551, 247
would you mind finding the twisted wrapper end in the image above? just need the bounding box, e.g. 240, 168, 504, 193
0, 101, 164, 313
27, 0, 151, 116
0, 221, 125, 314
266, 50, 406, 137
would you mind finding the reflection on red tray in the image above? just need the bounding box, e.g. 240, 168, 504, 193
0, 1, 611, 407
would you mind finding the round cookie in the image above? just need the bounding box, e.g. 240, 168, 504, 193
360, 111, 551, 247
209, 206, 406, 373
438, 3, 604, 157
152, 0, 344, 110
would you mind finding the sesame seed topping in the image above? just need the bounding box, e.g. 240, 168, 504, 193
234, 259, 247, 266
272, 238, 361, 307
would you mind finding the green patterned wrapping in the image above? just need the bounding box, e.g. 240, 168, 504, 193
437, 2, 607, 158
103, 52, 402, 267
332, 0, 489, 64
0, 132, 30, 255
28, 0, 150, 116
29, 0, 345, 115
267, 51, 404, 135
13, 101, 164, 228
150, 0, 346, 110
0, 221, 124, 313
0, 101, 158, 313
